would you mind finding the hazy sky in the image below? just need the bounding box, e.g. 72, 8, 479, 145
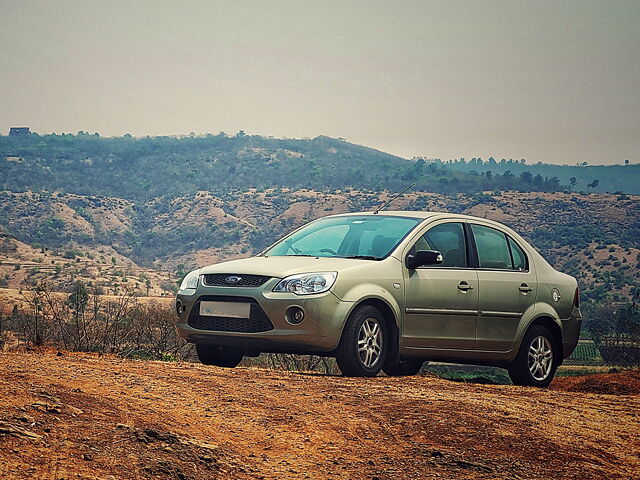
1, 1, 638, 164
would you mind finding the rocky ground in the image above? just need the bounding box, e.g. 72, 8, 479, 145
0, 351, 638, 480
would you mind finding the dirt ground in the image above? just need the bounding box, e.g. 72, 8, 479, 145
0, 352, 638, 480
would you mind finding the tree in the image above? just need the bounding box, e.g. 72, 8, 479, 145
68, 280, 89, 313
570, 177, 577, 186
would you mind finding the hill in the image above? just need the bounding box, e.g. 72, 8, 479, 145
1, 133, 576, 200
3, 133, 640, 199
0, 236, 175, 298
0, 351, 638, 480
1, 189, 639, 306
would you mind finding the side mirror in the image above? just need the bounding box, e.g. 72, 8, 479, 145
406, 250, 443, 269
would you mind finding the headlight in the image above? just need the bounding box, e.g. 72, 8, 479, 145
179, 269, 200, 293
273, 272, 337, 295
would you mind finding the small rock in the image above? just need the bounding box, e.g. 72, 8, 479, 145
0, 421, 42, 440
67, 406, 83, 416
16, 414, 35, 424
454, 459, 492, 472
31, 401, 63, 414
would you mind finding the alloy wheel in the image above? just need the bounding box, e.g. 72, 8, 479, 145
528, 336, 553, 381
357, 318, 383, 368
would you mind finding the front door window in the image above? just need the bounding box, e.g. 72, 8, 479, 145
411, 222, 467, 268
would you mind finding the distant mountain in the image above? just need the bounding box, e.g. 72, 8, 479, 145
1, 133, 568, 199
439, 157, 640, 194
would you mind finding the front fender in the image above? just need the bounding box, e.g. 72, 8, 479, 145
336, 283, 402, 330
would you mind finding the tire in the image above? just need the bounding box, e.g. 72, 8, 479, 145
196, 344, 244, 368
383, 359, 424, 377
335, 305, 388, 377
508, 325, 558, 388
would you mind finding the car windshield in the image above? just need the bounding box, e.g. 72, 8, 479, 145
263, 215, 422, 259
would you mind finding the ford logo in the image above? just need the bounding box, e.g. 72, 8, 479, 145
225, 276, 242, 284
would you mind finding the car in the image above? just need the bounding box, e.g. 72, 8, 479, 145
175, 211, 582, 387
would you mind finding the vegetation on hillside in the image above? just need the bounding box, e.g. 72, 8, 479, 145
2, 189, 639, 307
437, 156, 640, 194
1, 133, 571, 199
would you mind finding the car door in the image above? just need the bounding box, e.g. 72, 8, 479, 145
403, 221, 479, 349
470, 224, 537, 351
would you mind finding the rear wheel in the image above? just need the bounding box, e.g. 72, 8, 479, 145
196, 344, 244, 368
508, 325, 558, 387
335, 305, 387, 377
383, 359, 424, 377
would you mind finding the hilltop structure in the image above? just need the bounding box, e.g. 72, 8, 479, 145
9, 127, 30, 136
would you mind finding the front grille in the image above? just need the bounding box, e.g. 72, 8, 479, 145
202, 273, 272, 288
187, 296, 274, 333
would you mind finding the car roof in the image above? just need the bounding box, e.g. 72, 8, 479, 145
326, 210, 517, 231
329, 210, 483, 221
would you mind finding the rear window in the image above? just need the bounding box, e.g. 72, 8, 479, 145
508, 237, 528, 271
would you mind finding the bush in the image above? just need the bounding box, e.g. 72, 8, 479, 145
1, 280, 190, 360
586, 302, 640, 367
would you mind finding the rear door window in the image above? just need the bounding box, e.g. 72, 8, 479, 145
471, 224, 512, 270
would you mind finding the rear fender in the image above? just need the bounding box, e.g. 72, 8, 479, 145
510, 302, 562, 362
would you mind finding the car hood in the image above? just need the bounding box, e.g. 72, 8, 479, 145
198, 255, 381, 278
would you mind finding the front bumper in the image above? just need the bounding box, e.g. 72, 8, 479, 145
175, 278, 353, 353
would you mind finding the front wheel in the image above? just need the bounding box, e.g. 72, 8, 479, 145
508, 325, 558, 387
196, 344, 244, 368
335, 305, 387, 377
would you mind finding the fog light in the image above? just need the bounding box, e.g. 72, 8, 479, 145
176, 301, 184, 317
286, 306, 305, 325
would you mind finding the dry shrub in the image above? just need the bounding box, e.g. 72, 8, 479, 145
1, 280, 192, 360
245, 353, 339, 375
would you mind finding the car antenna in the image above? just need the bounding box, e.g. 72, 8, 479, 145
373, 183, 415, 214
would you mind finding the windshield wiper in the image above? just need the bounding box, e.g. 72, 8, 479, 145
340, 255, 382, 260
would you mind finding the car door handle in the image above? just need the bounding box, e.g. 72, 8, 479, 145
457, 281, 474, 291
519, 284, 533, 293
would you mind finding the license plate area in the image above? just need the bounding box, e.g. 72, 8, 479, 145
199, 301, 251, 318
